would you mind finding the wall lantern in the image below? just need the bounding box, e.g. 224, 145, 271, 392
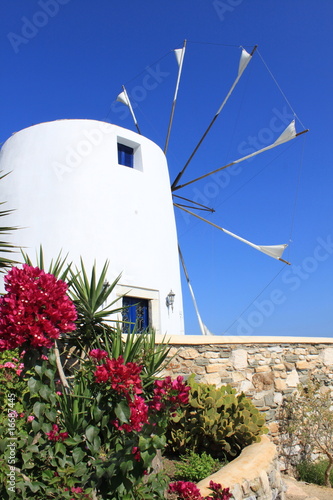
166, 290, 175, 311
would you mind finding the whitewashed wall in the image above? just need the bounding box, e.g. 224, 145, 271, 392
0, 120, 184, 335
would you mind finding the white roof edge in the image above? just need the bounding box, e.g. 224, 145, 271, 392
152, 335, 333, 345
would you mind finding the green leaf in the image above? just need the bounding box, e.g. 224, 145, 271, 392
152, 434, 166, 449
64, 437, 81, 446
93, 405, 104, 422
72, 447, 86, 464
28, 481, 42, 493
39, 385, 52, 400
28, 378, 41, 393
85, 425, 98, 443
33, 401, 46, 419
55, 441, 66, 455
31, 419, 41, 433
114, 400, 130, 424
44, 408, 57, 422
44, 368, 55, 380
26, 444, 39, 453
35, 364, 45, 377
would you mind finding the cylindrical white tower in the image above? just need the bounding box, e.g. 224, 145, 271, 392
0, 119, 184, 335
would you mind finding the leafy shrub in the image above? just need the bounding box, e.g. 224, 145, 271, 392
297, 459, 333, 487
174, 450, 222, 482
167, 374, 268, 460
0, 262, 187, 499
279, 379, 333, 487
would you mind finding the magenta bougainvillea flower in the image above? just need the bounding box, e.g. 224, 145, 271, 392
113, 395, 149, 432
46, 424, 68, 442
168, 481, 204, 500
168, 480, 232, 500
207, 480, 232, 500
150, 375, 190, 411
0, 265, 77, 351
89, 348, 108, 360
94, 355, 143, 395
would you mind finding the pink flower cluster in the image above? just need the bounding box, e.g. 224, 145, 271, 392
93, 354, 143, 396
0, 265, 77, 351
113, 395, 149, 433
46, 424, 69, 442
168, 481, 203, 500
92, 353, 190, 435
64, 486, 91, 500
168, 481, 232, 500
150, 375, 190, 412
0, 359, 24, 376
92, 353, 148, 432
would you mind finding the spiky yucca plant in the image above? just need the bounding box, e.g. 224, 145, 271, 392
0, 171, 19, 272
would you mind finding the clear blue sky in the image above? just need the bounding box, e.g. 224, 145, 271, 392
1, 0, 332, 337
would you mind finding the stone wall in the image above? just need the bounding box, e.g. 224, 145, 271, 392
197, 436, 284, 500
156, 335, 333, 470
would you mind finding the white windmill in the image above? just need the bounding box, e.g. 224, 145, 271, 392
0, 41, 308, 337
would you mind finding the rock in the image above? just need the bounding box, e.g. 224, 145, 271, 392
231, 349, 248, 369
252, 372, 274, 391
286, 369, 299, 387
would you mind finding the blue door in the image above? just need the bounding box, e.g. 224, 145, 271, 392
122, 297, 149, 333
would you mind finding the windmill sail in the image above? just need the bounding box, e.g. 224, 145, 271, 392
171, 45, 257, 190
179, 246, 212, 335
164, 40, 187, 154
172, 121, 308, 191
116, 85, 141, 134
175, 204, 291, 265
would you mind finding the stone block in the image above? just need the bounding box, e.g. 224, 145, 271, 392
191, 365, 206, 375
274, 363, 286, 370
220, 377, 233, 385
202, 373, 222, 386
284, 362, 295, 371
232, 371, 246, 382
268, 421, 279, 435
255, 365, 271, 372
285, 355, 299, 363
202, 351, 220, 358
168, 347, 178, 357
231, 483, 243, 500
252, 372, 274, 391
296, 360, 313, 370
286, 369, 299, 388
231, 349, 248, 369
320, 347, 333, 366
260, 470, 271, 497
178, 348, 200, 359
239, 379, 254, 392
195, 357, 210, 366
264, 392, 275, 406
274, 378, 287, 391
274, 392, 283, 405
205, 364, 228, 374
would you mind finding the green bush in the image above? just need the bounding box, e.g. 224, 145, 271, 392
174, 450, 223, 482
166, 374, 268, 460
297, 459, 333, 487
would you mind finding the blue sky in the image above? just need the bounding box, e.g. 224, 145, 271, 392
1, 0, 332, 337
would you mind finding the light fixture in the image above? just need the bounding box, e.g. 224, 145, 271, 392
166, 290, 175, 311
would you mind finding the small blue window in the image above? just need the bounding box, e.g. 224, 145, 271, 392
118, 143, 134, 168
122, 297, 149, 333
